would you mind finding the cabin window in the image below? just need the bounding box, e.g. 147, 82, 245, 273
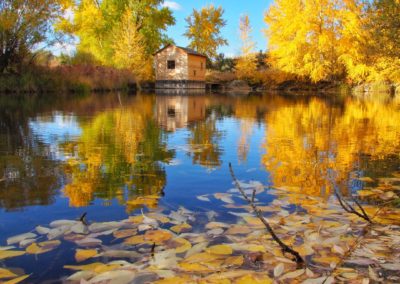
167, 60, 175, 69
193, 70, 197, 77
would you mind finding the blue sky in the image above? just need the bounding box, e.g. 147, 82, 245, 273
162, 1, 272, 57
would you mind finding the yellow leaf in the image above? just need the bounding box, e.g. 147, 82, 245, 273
235, 274, 272, 284
170, 223, 192, 234
154, 276, 189, 284
206, 245, 233, 255
64, 262, 104, 271
124, 235, 151, 245
179, 262, 210, 272
0, 250, 25, 260
113, 229, 137, 239
243, 217, 264, 227
144, 230, 173, 244
75, 249, 98, 262
3, 275, 30, 284
129, 216, 144, 224
0, 268, 17, 279
185, 252, 221, 263
172, 238, 192, 253
225, 225, 252, 235
224, 255, 244, 266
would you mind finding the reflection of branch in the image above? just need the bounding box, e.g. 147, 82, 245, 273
228, 163, 304, 265
334, 190, 371, 223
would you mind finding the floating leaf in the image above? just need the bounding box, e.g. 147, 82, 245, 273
235, 274, 273, 284
3, 275, 30, 284
171, 238, 192, 254
224, 255, 244, 266
0, 250, 25, 260
7, 233, 37, 245
75, 249, 98, 262
197, 195, 211, 202
0, 268, 17, 279
170, 223, 192, 234
178, 262, 210, 272
206, 244, 232, 255
279, 269, 305, 280
66, 271, 95, 281
113, 229, 137, 239
144, 230, 173, 244
88, 270, 136, 284
274, 263, 284, 277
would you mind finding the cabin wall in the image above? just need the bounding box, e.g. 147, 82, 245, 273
187, 55, 206, 81
155, 46, 188, 81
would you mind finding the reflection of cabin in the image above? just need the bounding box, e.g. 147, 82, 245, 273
156, 96, 207, 131
154, 45, 207, 89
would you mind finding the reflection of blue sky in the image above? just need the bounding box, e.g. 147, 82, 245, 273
29, 112, 82, 161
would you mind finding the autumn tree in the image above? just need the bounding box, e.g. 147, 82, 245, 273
340, 0, 400, 82
113, 9, 153, 84
236, 14, 257, 81
0, 0, 69, 72
265, 0, 347, 82
184, 5, 228, 61
61, 0, 175, 67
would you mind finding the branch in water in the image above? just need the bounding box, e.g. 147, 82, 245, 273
228, 162, 304, 265
334, 191, 371, 223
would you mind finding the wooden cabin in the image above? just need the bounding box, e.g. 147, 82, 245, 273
154, 45, 207, 89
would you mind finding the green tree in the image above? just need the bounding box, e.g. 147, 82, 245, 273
184, 5, 227, 61
62, 0, 175, 66
0, 0, 69, 72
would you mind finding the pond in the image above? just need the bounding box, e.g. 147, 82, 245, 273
0, 92, 399, 283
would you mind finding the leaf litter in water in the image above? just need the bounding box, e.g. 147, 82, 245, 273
1, 179, 400, 283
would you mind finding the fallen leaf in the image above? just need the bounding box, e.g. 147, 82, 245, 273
144, 230, 173, 244
206, 244, 233, 255
3, 275, 30, 284
197, 195, 211, 202
75, 249, 98, 262
7, 233, 37, 245
274, 263, 284, 277
170, 223, 192, 234
0, 268, 17, 279
279, 269, 305, 280
0, 250, 25, 260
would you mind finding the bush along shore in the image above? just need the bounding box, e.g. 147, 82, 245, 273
0, 65, 136, 95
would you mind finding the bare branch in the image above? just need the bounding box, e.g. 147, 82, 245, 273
334, 190, 372, 223
228, 163, 304, 265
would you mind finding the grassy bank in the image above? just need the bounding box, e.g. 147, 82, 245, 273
0, 65, 136, 94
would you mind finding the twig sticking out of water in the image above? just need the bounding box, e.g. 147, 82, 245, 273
334, 191, 371, 223
228, 163, 304, 266
79, 212, 88, 226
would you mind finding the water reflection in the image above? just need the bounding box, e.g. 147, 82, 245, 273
0, 93, 399, 212
263, 96, 400, 200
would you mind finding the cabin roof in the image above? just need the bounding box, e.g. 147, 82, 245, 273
154, 44, 207, 58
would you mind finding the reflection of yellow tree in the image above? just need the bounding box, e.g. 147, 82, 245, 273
62, 95, 174, 209
263, 97, 400, 200
238, 119, 255, 163
188, 118, 223, 169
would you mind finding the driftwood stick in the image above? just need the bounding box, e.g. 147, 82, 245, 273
228, 163, 304, 265
334, 190, 372, 223
251, 189, 256, 203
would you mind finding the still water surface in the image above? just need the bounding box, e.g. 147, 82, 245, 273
0, 92, 399, 281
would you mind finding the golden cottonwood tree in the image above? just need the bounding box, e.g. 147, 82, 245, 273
184, 5, 227, 60
265, 0, 347, 82
236, 14, 258, 80
340, 0, 400, 82
113, 9, 153, 83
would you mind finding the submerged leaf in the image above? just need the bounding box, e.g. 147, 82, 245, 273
0, 268, 17, 279
3, 275, 30, 284
75, 249, 98, 262
0, 250, 25, 260
206, 244, 233, 255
